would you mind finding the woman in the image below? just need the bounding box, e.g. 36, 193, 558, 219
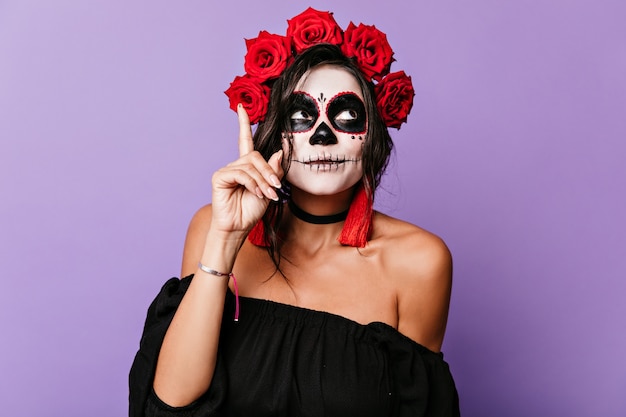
130, 8, 459, 416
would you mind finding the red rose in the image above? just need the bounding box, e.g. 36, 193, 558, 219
244, 31, 292, 82
341, 22, 394, 82
224, 75, 271, 124
374, 71, 415, 129
286, 7, 343, 54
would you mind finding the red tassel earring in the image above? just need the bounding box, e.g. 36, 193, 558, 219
248, 220, 268, 247
338, 181, 373, 248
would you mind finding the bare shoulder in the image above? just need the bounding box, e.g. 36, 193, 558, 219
371, 212, 453, 352
180, 204, 214, 277
372, 212, 452, 275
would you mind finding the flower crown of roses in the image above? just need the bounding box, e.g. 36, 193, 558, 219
225, 7, 415, 129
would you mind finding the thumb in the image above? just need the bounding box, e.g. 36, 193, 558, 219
268, 149, 284, 179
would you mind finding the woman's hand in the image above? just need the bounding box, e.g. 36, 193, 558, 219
210, 105, 283, 236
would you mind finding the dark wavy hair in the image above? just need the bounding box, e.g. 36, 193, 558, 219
252, 43, 394, 265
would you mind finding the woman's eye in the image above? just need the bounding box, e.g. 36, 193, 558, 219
291, 110, 313, 122
326, 92, 366, 133
335, 109, 358, 122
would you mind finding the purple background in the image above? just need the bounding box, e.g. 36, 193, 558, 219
1, 1, 625, 416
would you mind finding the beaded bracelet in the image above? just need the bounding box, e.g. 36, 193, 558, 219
198, 262, 240, 322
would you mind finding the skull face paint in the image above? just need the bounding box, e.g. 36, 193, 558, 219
288, 91, 367, 135
283, 65, 367, 197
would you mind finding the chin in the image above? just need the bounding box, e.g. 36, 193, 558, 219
287, 175, 362, 197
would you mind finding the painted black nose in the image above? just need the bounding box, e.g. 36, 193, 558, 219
309, 122, 338, 146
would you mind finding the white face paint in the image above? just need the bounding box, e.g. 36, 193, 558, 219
283, 65, 367, 197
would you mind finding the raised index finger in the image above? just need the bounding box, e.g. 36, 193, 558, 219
237, 104, 254, 157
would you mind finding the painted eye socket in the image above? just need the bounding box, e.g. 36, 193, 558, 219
287, 92, 318, 133
327, 93, 367, 134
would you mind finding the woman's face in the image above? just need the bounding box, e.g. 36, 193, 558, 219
282, 65, 366, 197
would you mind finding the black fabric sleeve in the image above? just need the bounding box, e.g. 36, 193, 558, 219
128, 275, 226, 417
367, 322, 460, 417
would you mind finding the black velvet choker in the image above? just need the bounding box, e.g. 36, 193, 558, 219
288, 199, 349, 224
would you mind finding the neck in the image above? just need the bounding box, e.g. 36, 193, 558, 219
289, 187, 354, 216
284, 187, 355, 246
288, 199, 349, 224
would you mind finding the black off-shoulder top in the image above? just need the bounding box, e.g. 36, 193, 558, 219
129, 276, 460, 416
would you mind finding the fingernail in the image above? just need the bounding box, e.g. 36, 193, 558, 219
270, 175, 281, 188
255, 187, 264, 199
267, 187, 279, 201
